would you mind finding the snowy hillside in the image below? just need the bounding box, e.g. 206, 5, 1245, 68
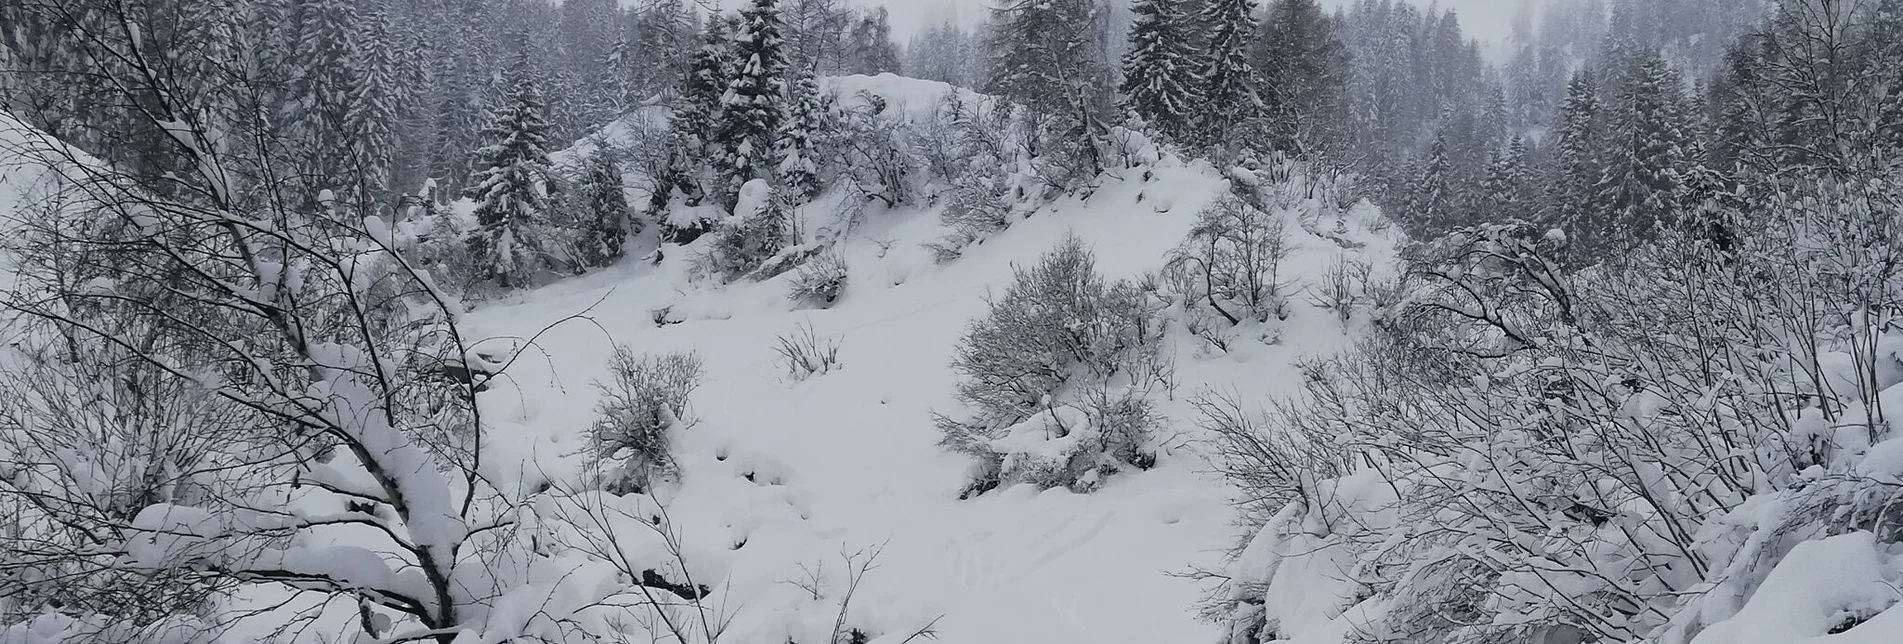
456, 75, 1401, 643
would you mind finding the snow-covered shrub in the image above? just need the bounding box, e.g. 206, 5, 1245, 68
1308, 254, 1372, 323
915, 92, 1017, 263
833, 91, 921, 208
1163, 193, 1297, 328
0, 334, 245, 626
936, 236, 1171, 496
700, 180, 791, 282
1209, 178, 1903, 644
587, 347, 705, 494
774, 321, 842, 381
787, 250, 848, 307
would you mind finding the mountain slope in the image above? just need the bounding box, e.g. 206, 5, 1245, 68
463, 117, 1396, 642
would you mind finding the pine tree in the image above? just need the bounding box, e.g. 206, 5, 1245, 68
776, 70, 829, 200
985, 0, 1115, 182
1546, 69, 1602, 234
844, 7, 902, 75
465, 45, 557, 290
1256, 0, 1349, 153
1593, 53, 1688, 248
348, 0, 399, 202
576, 146, 632, 269
1405, 135, 1455, 232
713, 0, 790, 205
1196, 0, 1264, 147
1120, 0, 1201, 144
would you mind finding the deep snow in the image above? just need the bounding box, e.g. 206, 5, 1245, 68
453, 73, 1402, 644
462, 155, 1393, 644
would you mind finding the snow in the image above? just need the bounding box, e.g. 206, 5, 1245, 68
1687, 532, 1903, 644
455, 120, 1405, 641
0, 96, 1403, 644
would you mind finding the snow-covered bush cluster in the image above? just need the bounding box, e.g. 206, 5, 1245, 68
936, 236, 1172, 497
1164, 193, 1298, 336
786, 251, 848, 307
587, 347, 705, 494
1207, 180, 1903, 644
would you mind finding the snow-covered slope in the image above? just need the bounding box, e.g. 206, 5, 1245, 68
462, 103, 1398, 641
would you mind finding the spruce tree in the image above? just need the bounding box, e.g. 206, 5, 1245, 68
1196, 0, 1264, 147
465, 46, 557, 291
348, 0, 399, 202
1256, 0, 1348, 153
1404, 135, 1454, 233
845, 7, 902, 75
287, 0, 364, 197
776, 70, 828, 200
1120, 0, 1201, 144
1480, 136, 1534, 220
713, 0, 790, 205
576, 146, 632, 269
1546, 69, 1603, 235
1593, 53, 1688, 248
673, 17, 735, 158
985, 0, 1115, 182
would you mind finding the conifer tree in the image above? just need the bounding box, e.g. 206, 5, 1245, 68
465, 45, 557, 290
1196, 0, 1265, 147
349, 0, 399, 202
1404, 135, 1455, 232
1481, 136, 1534, 220
985, 0, 1115, 182
576, 146, 632, 269
626, 0, 695, 103
713, 0, 790, 204
287, 0, 364, 196
1593, 53, 1688, 247
1256, 0, 1349, 154
1120, 0, 1201, 143
776, 70, 829, 200
847, 7, 903, 75
1546, 69, 1602, 234
673, 16, 735, 158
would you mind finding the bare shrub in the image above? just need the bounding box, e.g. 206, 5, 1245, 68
1309, 254, 1373, 323
588, 347, 705, 494
921, 93, 1015, 263
1165, 193, 1299, 328
787, 251, 848, 307
833, 91, 920, 208
774, 321, 842, 381
935, 236, 1171, 496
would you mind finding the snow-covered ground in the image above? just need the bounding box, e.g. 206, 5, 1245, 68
0, 75, 1403, 642
447, 71, 1404, 641
464, 149, 1395, 643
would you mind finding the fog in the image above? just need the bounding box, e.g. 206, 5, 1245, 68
864, 0, 1545, 44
